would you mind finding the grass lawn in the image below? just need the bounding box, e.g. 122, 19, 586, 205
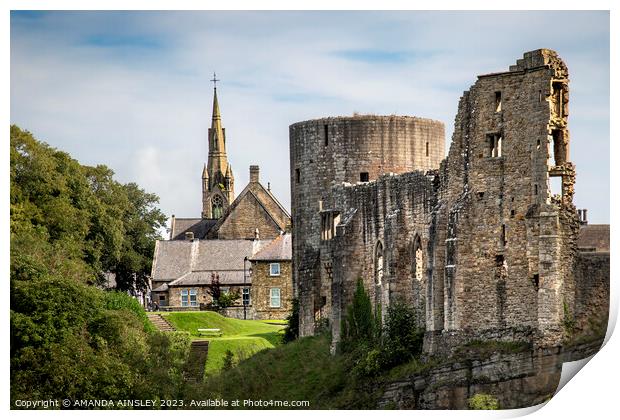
158, 311, 286, 375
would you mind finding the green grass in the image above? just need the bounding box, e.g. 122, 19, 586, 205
157, 311, 286, 376
185, 334, 383, 409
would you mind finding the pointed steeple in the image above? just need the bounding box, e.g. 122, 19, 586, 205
203, 73, 234, 219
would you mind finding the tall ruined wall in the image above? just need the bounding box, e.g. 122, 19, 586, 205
426, 49, 579, 349
327, 171, 438, 348
290, 116, 445, 336
573, 252, 610, 339
291, 49, 585, 352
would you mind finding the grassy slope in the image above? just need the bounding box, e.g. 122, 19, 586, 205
159, 311, 285, 375
188, 334, 384, 409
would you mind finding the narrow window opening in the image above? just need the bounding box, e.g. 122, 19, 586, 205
295, 168, 300, 184
375, 242, 384, 286
534, 184, 538, 195
552, 81, 564, 118
425, 142, 429, 157
487, 133, 502, 157
495, 91, 502, 112
551, 129, 566, 166
324, 124, 329, 147
539, 90, 543, 102
510, 209, 515, 218
477, 191, 485, 200
360, 172, 369, 182
537, 139, 541, 150
550, 176, 563, 199
532, 274, 540, 289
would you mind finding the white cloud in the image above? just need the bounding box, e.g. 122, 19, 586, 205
10, 10, 610, 223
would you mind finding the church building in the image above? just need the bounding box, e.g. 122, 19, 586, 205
150, 81, 293, 320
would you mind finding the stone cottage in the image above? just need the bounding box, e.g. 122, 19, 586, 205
150, 82, 293, 320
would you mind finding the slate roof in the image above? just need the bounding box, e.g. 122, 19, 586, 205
151, 238, 274, 286
170, 218, 217, 240
250, 233, 292, 261
578, 224, 610, 252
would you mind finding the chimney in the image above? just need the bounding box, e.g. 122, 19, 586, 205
185, 231, 195, 241
250, 165, 260, 183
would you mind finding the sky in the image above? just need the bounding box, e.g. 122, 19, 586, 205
10, 11, 610, 227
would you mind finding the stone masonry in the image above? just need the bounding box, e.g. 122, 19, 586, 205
289, 49, 609, 354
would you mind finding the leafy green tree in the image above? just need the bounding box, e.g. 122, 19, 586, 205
341, 279, 377, 351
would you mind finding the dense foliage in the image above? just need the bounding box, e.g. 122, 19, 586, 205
10, 125, 167, 293
340, 279, 424, 377
10, 126, 186, 405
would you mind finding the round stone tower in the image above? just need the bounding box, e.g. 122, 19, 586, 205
289, 114, 445, 336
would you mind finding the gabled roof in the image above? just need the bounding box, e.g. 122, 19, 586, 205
170, 218, 217, 240
151, 238, 271, 283
208, 180, 291, 237
250, 233, 292, 261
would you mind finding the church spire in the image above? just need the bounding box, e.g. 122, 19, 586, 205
203, 73, 234, 219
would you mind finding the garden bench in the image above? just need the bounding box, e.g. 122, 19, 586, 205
197, 328, 222, 337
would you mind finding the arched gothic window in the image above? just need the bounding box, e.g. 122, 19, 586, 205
212, 195, 223, 219
375, 241, 384, 286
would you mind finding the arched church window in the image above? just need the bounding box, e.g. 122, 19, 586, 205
413, 236, 423, 282
375, 241, 384, 286
212, 195, 223, 219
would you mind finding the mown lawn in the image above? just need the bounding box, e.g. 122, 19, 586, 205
158, 311, 286, 375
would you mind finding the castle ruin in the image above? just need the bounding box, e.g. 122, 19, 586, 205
290, 49, 607, 354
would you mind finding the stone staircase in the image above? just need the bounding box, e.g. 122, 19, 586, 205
147, 313, 176, 332
184, 340, 210, 382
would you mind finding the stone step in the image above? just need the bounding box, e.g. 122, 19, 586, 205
147, 314, 176, 332
184, 340, 210, 382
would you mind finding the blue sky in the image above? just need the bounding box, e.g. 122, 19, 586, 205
10, 11, 610, 225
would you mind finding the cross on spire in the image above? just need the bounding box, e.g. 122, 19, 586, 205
211, 72, 220, 89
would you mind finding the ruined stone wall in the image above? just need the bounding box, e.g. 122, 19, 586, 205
327, 171, 437, 347
572, 251, 610, 339
291, 49, 585, 352
290, 116, 445, 336
427, 49, 578, 348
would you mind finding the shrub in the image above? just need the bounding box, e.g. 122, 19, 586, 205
341, 279, 377, 352
283, 298, 300, 343
468, 393, 500, 410
222, 350, 235, 371
381, 301, 424, 369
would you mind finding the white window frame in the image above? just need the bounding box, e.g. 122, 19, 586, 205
181, 289, 189, 307
220, 286, 230, 294
242, 287, 251, 306
189, 289, 197, 306
270, 262, 281, 277
270, 288, 281, 308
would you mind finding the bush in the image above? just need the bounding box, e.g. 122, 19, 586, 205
222, 350, 235, 371
381, 301, 424, 369
468, 393, 500, 410
341, 279, 378, 352
283, 298, 300, 343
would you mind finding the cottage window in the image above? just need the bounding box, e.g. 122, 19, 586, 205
220, 286, 230, 294
243, 288, 251, 305
270, 288, 281, 308
270, 263, 281, 276
190, 289, 197, 306
181, 289, 189, 307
